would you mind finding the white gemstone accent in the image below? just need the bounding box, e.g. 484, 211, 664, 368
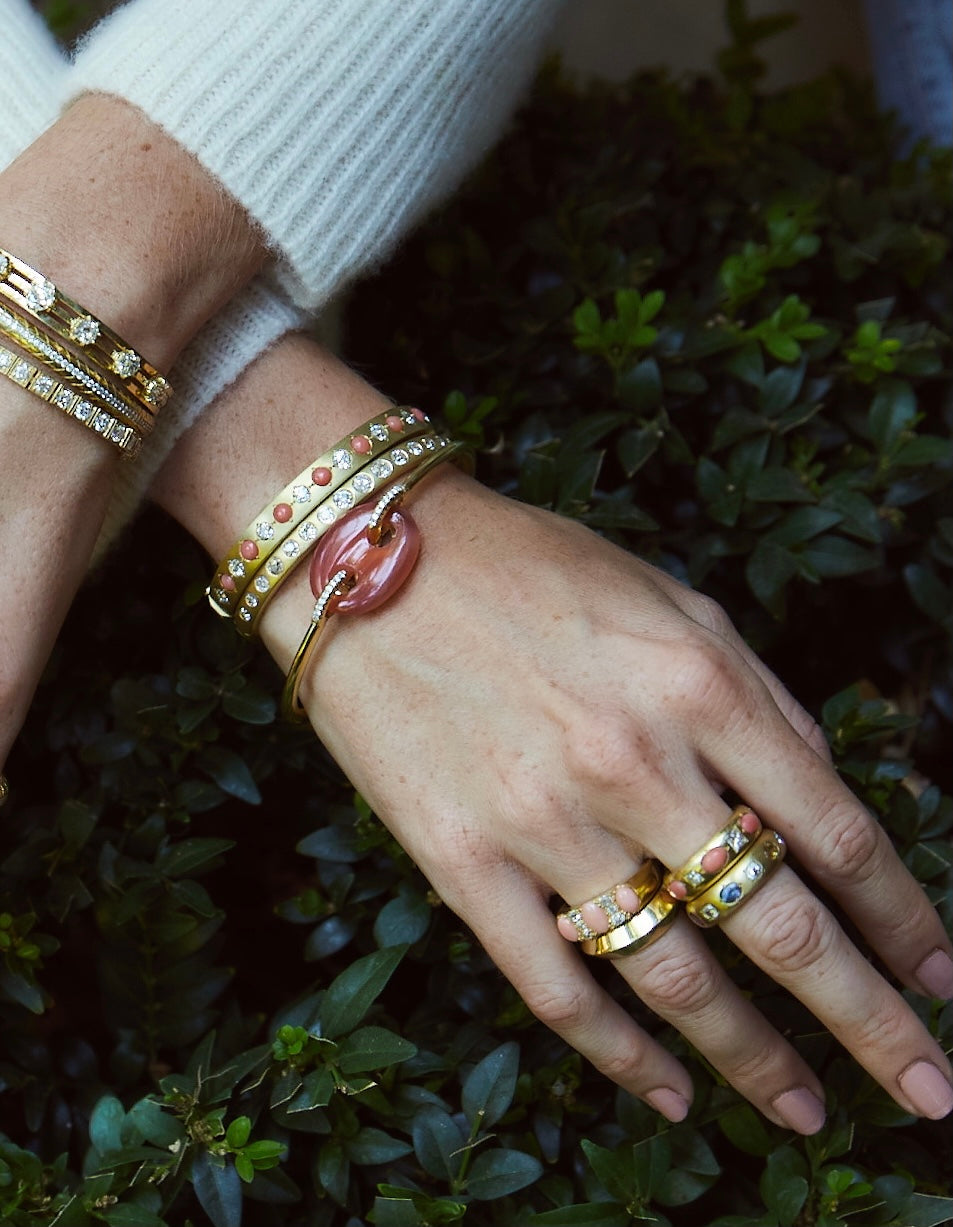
370, 422, 388, 441
352, 472, 374, 494
370, 458, 394, 480
238, 608, 252, 622
213, 588, 228, 604
317, 505, 336, 524
254, 575, 270, 593
424, 437, 436, 450
282, 540, 300, 558
228, 559, 245, 578
111, 348, 140, 378
332, 448, 352, 470
0, 255, 9, 278
26, 279, 56, 312
74, 400, 94, 422
744, 861, 764, 880
267, 558, 283, 575
69, 316, 100, 346
11, 359, 32, 384
244, 594, 259, 608
299, 522, 319, 541
54, 389, 73, 409
725, 827, 748, 854
145, 377, 170, 407
32, 374, 55, 396
110, 423, 128, 443
402, 409, 417, 424
392, 448, 409, 465
700, 904, 720, 922
407, 440, 424, 457
685, 868, 706, 887
93, 412, 113, 434
256, 521, 275, 541
0, 349, 12, 371
332, 489, 354, 509
292, 484, 311, 503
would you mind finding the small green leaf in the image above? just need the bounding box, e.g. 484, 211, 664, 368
337, 1026, 417, 1074
89, 1094, 125, 1155
192, 1152, 242, 1227
225, 1116, 251, 1149
461, 1041, 519, 1129
467, 1148, 543, 1199
320, 945, 406, 1039
412, 1107, 466, 1182
199, 747, 261, 805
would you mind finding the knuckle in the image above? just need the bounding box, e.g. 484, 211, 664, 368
754, 891, 834, 975
637, 947, 720, 1017
728, 1036, 783, 1085
688, 592, 735, 638
522, 979, 594, 1032
562, 708, 637, 793
667, 637, 745, 719
849, 998, 906, 1052
814, 801, 884, 882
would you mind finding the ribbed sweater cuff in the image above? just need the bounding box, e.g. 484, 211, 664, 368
92, 279, 306, 562
69, 0, 559, 311
0, 1, 68, 165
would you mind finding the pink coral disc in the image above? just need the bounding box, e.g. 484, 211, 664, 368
309, 501, 420, 615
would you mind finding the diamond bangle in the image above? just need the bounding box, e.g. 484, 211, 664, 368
0, 247, 171, 413
0, 343, 141, 457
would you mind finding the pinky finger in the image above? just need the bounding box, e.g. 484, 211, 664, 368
461, 864, 695, 1121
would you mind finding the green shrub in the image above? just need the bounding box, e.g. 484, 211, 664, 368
1, 6, 951, 1225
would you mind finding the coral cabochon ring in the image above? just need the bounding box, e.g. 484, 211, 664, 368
556, 860, 664, 942
663, 805, 762, 902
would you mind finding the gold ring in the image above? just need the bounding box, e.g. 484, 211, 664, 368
556, 860, 663, 942
663, 805, 762, 901
0, 774, 9, 807
580, 890, 678, 958
685, 829, 786, 928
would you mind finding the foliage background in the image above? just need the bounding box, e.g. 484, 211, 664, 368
1, 4, 951, 1225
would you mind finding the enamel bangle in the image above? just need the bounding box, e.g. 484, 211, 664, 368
0, 343, 141, 456
663, 806, 762, 901
684, 829, 786, 928
0, 247, 171, 412
579, 890, 678, 958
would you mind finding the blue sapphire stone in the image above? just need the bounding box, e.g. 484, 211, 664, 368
719, 882, 743, 905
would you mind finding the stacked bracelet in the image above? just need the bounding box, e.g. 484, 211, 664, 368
281, 439, 467, 722
0, 246, 172, 457
208, 406, 439, 635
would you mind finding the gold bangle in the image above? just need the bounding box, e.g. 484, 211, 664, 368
208, 407, 435, 632
662, 805, 762, 901
281, 440, 467, 723
684, 829, 786, 928
0, 342, 142, 457
0, 247, 171, 412
579, 890, 678, 958
0, 304, 154, 437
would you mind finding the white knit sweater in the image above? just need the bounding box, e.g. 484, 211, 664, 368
2, 0, 559, 543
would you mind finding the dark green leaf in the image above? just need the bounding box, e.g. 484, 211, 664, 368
156, 837, 234, 878
199, 747, 261, 805
192, 1152, 243, 1227
461, 1041, 519, 1129
89, 1095, 126, 1155
346, 1127, 413, 1165
412, 1107, 466, 1182
337, 1026, 417, 1073
467, 1148, 543, 1199
320, 945, 406, 1039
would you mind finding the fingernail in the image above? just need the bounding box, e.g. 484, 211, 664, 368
915, 949, 953, 1000
771, 1087, 826, 1134
645, 1087, 690, 1122
898, 1061, 953, 1119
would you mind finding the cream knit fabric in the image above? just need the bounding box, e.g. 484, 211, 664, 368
69, 0, 561, 311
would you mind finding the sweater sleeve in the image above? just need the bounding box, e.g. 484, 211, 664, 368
68, 0, 563, 313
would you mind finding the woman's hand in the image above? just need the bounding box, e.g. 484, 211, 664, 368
155, 335, 953, 1134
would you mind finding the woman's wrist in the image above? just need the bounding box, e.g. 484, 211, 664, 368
0, 93, 266, 370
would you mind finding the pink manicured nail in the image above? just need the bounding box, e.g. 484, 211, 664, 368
644, 1088, 689, 1122
898, 1061, 953, 1119
915, 949, 953, 1000
771, 1087, 826, 1134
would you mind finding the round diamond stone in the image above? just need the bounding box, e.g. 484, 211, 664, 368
744, 861, 764, 880
317, 506, 336, 524
111, 348, 141, 378
26, 278, 56, 312
256, 521, 275, 541
254, 575, 270, 593
699, 904, 720, 923
93, 411, 113, 433
228, 559, 246, 578
0, 255, 9, 278
332, 489, 354, 509
54, 389, 73, 409
69, 315, 100, 346
33, 374, 55, 396
144, 376, 170, 407
369, 422, 388, 441
282, 540, 300, 558
292, 484, 311, 503
238, 608, 252, 622
299, 522, 319, 541
332, 448, 352, 470
352, 472, 374, 494
110, 423, 128, 443
74, 400, 94, 422
407, 440, 424, 456
370, 458, 394, 480
267, 558, 283, 575
392, 448, 409, 466
719, 882, 743, 905
244, 594, 259, 608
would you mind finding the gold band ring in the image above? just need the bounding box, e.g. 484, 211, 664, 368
556, 860, 663, 942
580, 890, 678, 958
663, 805, 762, 901
685, 829, 786, 928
